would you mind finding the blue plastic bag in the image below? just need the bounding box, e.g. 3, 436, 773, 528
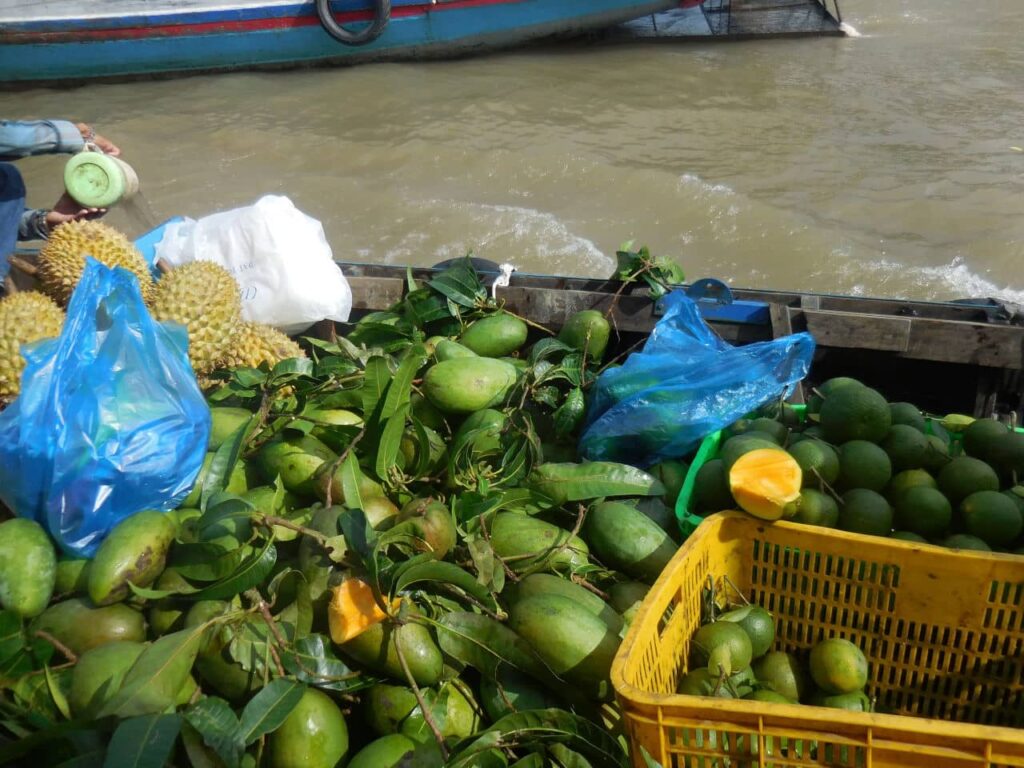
0, 259, 210, 556
579, 290, 815, 466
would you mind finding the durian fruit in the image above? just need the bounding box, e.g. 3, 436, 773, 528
200, 322, 306, 391
150, 261, 242, 375
0, 291, 65, 404
215, 322, 306, 370
37, 220, 155, 306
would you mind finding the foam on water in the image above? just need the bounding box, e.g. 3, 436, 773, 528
839, 22, 862, 37
834, 254, 1024, 304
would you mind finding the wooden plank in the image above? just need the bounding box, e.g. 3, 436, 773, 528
348, 276, 405, 311
803, 310, 912, 353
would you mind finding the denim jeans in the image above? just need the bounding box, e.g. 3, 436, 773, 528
0, 162, 27, 283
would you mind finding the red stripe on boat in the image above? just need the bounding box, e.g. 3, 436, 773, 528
4, 0, 518, 43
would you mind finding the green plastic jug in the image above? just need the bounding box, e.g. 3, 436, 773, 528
63, 151, 139, 209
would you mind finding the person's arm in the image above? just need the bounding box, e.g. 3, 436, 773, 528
0, 120, 85, 160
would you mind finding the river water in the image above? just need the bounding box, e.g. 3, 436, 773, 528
4, 0, 1024, 302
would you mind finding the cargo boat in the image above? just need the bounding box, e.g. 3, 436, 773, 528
0, 0, 678, 84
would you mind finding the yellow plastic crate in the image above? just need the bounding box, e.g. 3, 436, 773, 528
611, 512, 1024, 768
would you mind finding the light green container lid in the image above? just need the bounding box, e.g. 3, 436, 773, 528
63, 152, 138, 208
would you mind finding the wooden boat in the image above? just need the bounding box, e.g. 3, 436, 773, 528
0, 0, 678, 84
616, 0, 845, 40
335, 262, 1024, 421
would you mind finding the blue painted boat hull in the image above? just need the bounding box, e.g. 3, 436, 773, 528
0, 0, 679, 84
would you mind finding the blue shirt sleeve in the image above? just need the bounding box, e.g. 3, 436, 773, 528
0, 120, 85, 161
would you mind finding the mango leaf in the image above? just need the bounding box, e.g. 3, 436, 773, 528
187, 539, 277, 601
280, 634, 377, 693
180, 722, 230, 768
380, 345, 427, 420
171, 542, 244, 582
103, 714, 181, 768
338, 508, 376, 568
0, 611, 30, 678
466, 536, 504, 595
531, 386, 561, 409
98, 626, 203, 718
183, 697, 243, 768
446, 709, 628, 768
361, 356, 392, 422
404, 288, 456, 327
394, 561, 497, 609
127, 581, 195, 600
428, 257, 485, 309
54, 750, 107, 768
227, 618, 274, 676
434, 613, 552, 683
375, 402, 410, 482
527, 462, 664, 505
270, 357, 314, 379
339, 453, 367, 511
529, 338, 575, 365
553, 387, 585, 438
237, 679, 304, 746
44, 664, 71, 720
201, 412, 259, 511
196, 495, 257, 540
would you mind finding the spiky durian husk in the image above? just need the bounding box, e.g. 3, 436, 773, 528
37, 220, 155, 306
150, 261, 242, 375
0, 291, 65, 404
215, 322, 306, 370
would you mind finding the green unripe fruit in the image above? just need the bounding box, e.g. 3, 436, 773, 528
422, 358, 518, 415
88, 510, 176, 606
69, 640, 145, 718
31, 598, 146, 655
348, 735, 420, 768
208, 406, 252, 450
54, 556, 91, 597
0, 518, 57, 617
459, 312, 528, 357
267, 688, 349, 768
558, 310, 611, 362
434, 339, 478, 361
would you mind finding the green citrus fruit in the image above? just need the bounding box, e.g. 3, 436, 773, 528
889, 402, 927, 432
692, 459, 735, 514
938, 457, 1000, 506
962, 418, 1009, 463
881, 425, 928, 471
921, 435, 952, 473
838, 489, 893, 537
837, 440, 892, 492
752, 651, 808, 703
750, 418, 790, 445
820, 386, 891, 444
886, 469, 937, 502
792, 488, 839, 528
809, 638, 868, 695
719, 436, 782, 469
808, 377, 865, 415
717, 605, 775, 658
942, 533, 991, 552
961, 490, 1023, 548
744, 689, 794, 704
891, 531, 928, 543
677, 667, 735, 698
788, 440, 840, 488
892, 486, 952, 538
811, 689, 872, 712
691, 621, 753, 676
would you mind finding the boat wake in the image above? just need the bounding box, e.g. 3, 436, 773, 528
835, 255, 1024, 306
839, 22, 862, 37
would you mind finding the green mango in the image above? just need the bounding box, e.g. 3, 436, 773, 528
242, 486, 307, 542
508, 594, 620, 700
479, 666, 559, 721
434, 339, 478, 361
147, 568, 194, 636
410, 392, 447, 431
54, 556, 91, 598
167, 507, 201, 531
0, 518, 56, 618
506, 574, 622, 634
422, 358, 517, 415
582, 501, 677, 584
395, 499, 456, 560
348, 735, 420, 768
208, 406, 253, 450
364, 680, 479, 742
31, 598, 146, 655
339, 621, 443, 687
489, 513, 590, 573
459, 312, 528, 357
558, 310, 610, 362
267, 688, 349, 768
399, 423, 448, 477
649, 459, 689, 507
608, 581, 649, 615
181, 452, 250, 508
185, 600, 264, 702
306, 408, 363, 453
88, 510, 176, 605
69, 640, 145, 718
257, 435, 338, 498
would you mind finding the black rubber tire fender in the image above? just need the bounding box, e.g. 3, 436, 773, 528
315, 0, 391, 46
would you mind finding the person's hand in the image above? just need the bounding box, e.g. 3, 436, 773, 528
75, 122, 121, 157
45, 192, 107, 230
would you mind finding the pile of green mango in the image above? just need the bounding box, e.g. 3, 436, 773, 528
0, 258, 694, 768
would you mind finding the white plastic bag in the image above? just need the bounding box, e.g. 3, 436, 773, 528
154, 195, 352, 334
